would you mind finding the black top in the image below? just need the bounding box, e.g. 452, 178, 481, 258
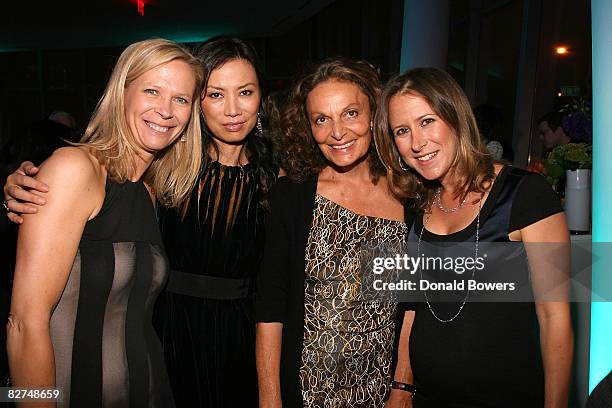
587, 370, 612, 408
255, 177, 318, 407
411, 166, 562, 243
406, 166, 563, 407
158, 161, 264, 281
50, 179, 174, 407
154, 161, 264, 407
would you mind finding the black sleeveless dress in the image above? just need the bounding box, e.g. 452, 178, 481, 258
50, 179, 174, 407
154, 161, 264, 407
405, 166, 563, 407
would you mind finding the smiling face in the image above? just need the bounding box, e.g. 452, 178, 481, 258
306, 79, 372, 169
388, 92, 458, 183
124, 59, 196, 161
200, 58, 261, 147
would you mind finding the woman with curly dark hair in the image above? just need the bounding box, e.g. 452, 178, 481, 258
255, 58, 413, 408
4, 37, 278, 407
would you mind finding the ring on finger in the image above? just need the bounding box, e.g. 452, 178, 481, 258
3, 198, 15, 212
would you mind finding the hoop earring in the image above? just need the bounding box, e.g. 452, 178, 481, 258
398, 156, 411, 171
256, 113, 263, 134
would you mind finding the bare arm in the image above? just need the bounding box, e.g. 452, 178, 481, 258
3, 161, 48, 224
386, 311, 415, 408
256, 322, 283, 408
521, 213, 573, 408
7, 148, 101, 407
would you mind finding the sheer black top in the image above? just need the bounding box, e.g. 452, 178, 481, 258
50, 179, 174, 407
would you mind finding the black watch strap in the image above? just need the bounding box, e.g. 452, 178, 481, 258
391, 380, 417, 394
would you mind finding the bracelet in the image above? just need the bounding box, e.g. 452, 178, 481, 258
391, 380, 417, 395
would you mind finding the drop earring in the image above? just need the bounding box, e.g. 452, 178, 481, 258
256, 113, 263, 134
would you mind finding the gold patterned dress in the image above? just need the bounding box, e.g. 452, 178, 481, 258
300, 194, 408, 407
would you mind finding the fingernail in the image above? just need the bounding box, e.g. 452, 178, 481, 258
28, 207, 38, 213
37, 198, 46, 205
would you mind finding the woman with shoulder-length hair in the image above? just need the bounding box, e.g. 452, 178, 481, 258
374, 67, 573, 407
3, 36, 277, 407
7, 38, 203, 407
256, 58, 414, 408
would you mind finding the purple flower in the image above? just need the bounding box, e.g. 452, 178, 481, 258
560, 100, 592, 143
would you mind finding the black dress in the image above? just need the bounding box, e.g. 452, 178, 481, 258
155, 161, 264, 407
406, 166, 563, 407
50, 179, 174, 407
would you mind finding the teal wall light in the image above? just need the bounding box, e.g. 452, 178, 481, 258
590, 0, 612, 394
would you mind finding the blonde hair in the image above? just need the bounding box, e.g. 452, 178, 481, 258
374, 67, 494, 207
79, 38, 204, 208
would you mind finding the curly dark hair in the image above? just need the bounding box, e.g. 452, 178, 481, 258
193, 36, 278, 208
278, 58, 385, 182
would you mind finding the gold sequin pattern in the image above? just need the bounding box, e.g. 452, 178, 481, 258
300, 194, 408, 407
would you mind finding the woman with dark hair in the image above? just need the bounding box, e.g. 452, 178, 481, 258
4, 36, 277, 407
150, 36, 278, 407
375, 67, 573, 407
255, 58, 413, 408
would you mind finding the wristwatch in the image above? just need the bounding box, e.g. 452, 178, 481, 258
391, 380, 417, 395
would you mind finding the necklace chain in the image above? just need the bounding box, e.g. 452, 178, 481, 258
435, 187, 467, 213
417, 194, 482, 323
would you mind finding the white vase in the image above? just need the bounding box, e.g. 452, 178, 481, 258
564, 169, 591, 232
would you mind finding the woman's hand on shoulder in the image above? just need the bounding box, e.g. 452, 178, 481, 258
3, 148, 101, 223
28, 146, 104, 221
3, 161, 47, 224
10, 147, 105, 332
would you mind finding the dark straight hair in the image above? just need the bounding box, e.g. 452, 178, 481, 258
191, 36, 277, 208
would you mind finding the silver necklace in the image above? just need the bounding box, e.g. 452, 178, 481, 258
417, 194, 482, 323
435, 187, 467, 213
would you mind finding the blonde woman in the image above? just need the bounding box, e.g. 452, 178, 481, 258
7, 39, 203, 407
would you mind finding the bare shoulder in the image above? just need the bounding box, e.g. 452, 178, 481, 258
33, 146, 106, 219
37, 146, 103, 187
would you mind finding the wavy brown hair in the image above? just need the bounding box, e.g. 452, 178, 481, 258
374, 67, 494, 207
279, 58, 385, 181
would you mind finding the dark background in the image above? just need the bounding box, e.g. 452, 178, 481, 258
0, 0, 592, 405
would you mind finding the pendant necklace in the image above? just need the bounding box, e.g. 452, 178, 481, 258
435, 187, 468, 213
417, 192, 483, 323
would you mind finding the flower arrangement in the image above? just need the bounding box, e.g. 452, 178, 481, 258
543, 143, 592, 189
529, 98, 593, 193
560, 98, 592, 143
